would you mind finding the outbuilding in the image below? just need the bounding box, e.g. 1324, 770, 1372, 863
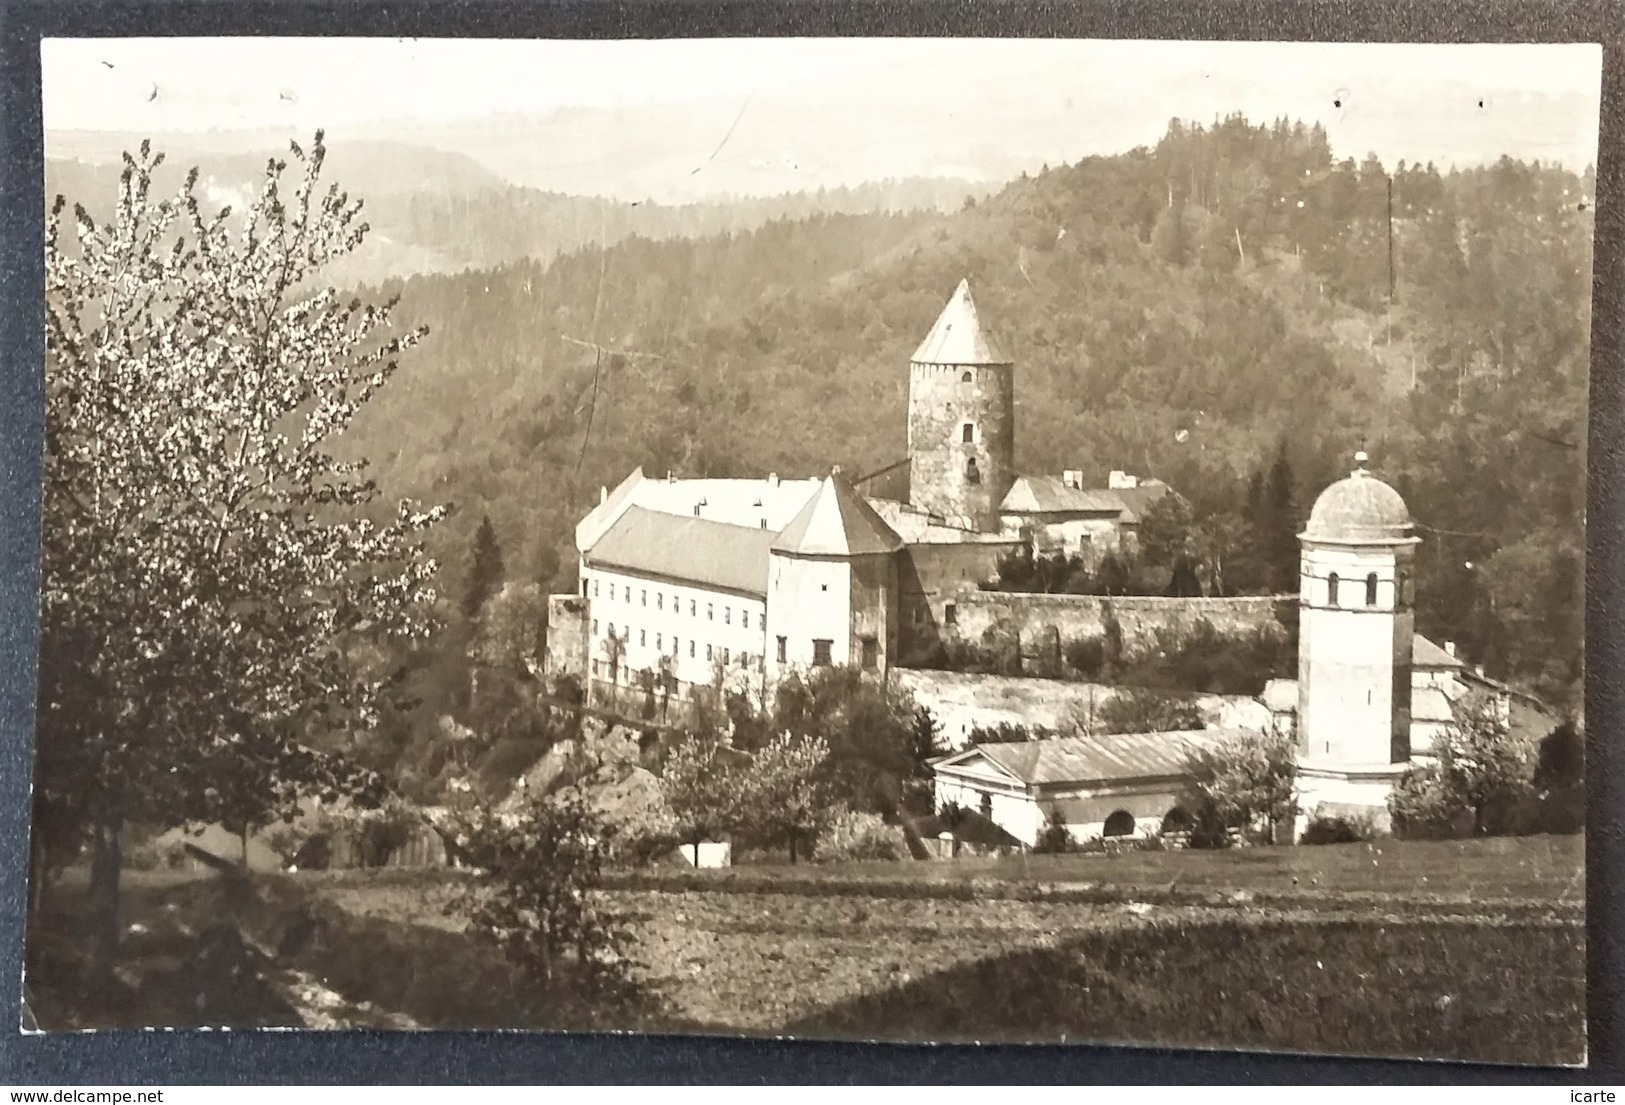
931, 729, 1229, 847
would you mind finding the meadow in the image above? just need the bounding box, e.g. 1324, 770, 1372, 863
27, 836, 1586, 1065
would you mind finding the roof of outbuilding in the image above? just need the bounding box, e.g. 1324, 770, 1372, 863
584, 506, 773, 596
911, 278, 1011, 366
999, 476, 1171, 522
772, 471, 904, 557
939, 730, 1223, 788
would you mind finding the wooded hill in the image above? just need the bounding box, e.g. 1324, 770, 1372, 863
45, 115, 1592, 704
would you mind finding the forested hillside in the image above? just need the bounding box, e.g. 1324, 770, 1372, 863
330, 115, 1588, 705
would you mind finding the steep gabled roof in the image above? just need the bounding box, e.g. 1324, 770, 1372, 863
772, 471, 904, 557
911, 278, 1011, 366
584, 506, 773, 596
1413, 634, 1466, 670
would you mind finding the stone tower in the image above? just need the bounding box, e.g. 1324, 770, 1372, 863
906, 279, 1014, 533
764, 468, 903, 688
1295, 451, 1421, 824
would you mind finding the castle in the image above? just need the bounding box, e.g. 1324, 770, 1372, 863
546, 279, 1513, 842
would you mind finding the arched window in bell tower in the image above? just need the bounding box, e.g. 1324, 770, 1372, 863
966, 457, 982, 484
961, 370, 973, 383
1327, 572, 1340, 607
1365, 572, 1379, 606
962, 422, 975, 444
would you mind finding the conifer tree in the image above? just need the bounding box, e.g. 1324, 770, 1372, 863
462, 515, 505, 620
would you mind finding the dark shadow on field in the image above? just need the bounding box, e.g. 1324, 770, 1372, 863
26, 870, 727, 1035
780, 914, 1587, 1066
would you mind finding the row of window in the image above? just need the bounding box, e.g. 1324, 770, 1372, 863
585, 577, 755, 629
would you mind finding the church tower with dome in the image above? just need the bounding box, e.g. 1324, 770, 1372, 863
1294, 450, 1422, 823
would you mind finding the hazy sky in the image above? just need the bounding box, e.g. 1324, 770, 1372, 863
41, 38, 1603, 198
44, 37, 1599, 127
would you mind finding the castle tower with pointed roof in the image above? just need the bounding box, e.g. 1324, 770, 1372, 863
765, 467, 903, 685
907, 279, 1015, 533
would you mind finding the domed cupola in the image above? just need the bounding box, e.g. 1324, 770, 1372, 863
1302, 452, 1417, 545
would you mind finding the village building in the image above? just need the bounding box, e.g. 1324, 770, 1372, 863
932, 730, 1223, 846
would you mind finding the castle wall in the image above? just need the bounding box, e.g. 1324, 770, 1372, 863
946, 591, 1292, 658
906, 361, 1015, 532
897, 539, 1022, 662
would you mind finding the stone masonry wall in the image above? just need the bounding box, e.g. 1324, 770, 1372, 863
949, 591, 1293, 660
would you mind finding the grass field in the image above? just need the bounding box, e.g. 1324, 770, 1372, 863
27, 836, 1587, 1063
624, 834, 1586, 906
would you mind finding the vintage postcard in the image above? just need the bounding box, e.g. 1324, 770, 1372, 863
25, 36, 1596, 1063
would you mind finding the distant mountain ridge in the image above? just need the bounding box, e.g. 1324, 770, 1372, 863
45, 140, 990, 284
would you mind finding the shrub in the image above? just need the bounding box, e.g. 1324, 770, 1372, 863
1033, 807, 1078, 854
1299, 814, 1376, 846
815, 809, 907, 863
445, 790, 632, 994
1389, 693, 1535, 840
1063, 635, 1107, 678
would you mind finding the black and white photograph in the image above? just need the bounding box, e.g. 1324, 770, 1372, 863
22, 35, 1598, 1064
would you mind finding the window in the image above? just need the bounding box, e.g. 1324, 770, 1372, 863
1365, 572, 1379, 606
706, 644, 713, 661
656, 633, 662, 650
707, 604, 714, 621
777, 636, 787, 664
812, 639, 833, 667
962, 422, 975, 444
961, 370, 973, 383
609, 583, 616, 601
657, 593, 663, 611
966, 458, 981, 484
593, 580, 600, 597
581, 579, 588, 596
1103, 810, 1137, 838
725, 607, 731, 625
979, 792, 993, 819
1327, 572, 1340, 606
640, 629, 646, 646
722, 647, 730, 665
607, 622, 615, 636
592, 660, 602, 676
693, 505, 701, 517
641, 589, 647, 606
743, 610, 750, 629
690, 640, 696, 658
592, 619, 599, 635
625, 587, 631, 604
944, 603, 957, 628
861, 636, 878, 670
690, 600, 697, 616
673, 593, 679, 611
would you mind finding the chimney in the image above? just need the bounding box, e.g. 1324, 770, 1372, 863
1108, 470, 1138, 490
667, 471, 674, 484
1445, 641, 1457, 657
768, 472, 779, 488
1063, 470, 1082, 489
1474, 664, 1486, 678
599, 486, 608, 505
